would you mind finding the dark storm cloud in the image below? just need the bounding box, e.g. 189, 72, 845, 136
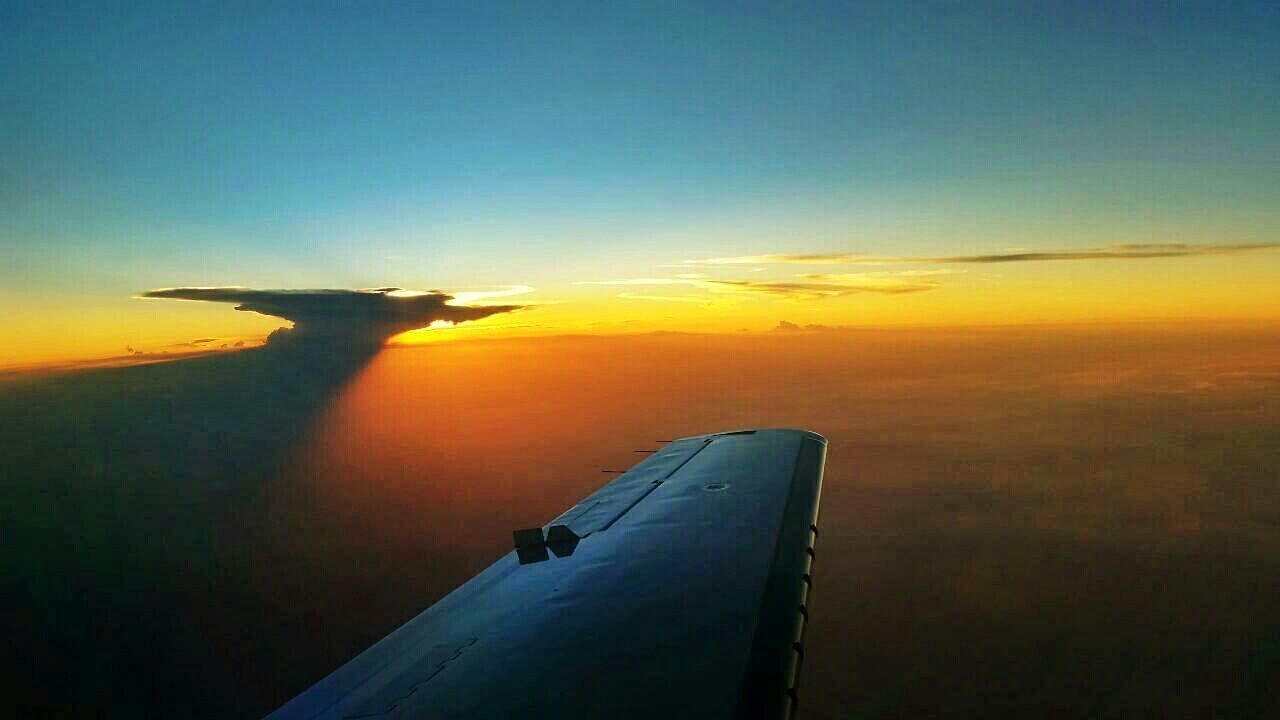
142, 287, 523, 346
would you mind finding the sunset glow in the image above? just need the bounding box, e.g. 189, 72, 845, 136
3, 4, 1278, 369
5, 3, 1280, 718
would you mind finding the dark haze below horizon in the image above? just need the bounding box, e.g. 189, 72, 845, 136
4, 325, 1280, 717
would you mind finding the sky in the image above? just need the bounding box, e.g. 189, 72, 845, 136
3, 1, 1279, 367
4, 6, 1280, 716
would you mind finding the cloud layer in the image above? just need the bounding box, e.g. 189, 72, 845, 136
142, 287, 522, 346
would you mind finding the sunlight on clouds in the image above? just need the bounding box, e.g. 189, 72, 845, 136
447, 285, 536, 305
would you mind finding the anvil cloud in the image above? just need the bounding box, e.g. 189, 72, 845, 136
141, 287, 523, 346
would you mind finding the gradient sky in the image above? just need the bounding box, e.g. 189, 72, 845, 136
3, 2, 1279, 366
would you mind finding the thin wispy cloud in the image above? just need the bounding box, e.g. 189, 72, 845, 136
925, 243, 1280, 263
704, 278, 939, 299
676, 253, 875, 265
631, 242, 1280, 304
579, 272, 941, 301
798, 269, 960, 281
679, 243, 1280, 267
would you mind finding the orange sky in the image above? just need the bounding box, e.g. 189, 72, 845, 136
4, 246, 1279, 372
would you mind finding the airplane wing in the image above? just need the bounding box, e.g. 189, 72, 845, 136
266, 428, 827, 720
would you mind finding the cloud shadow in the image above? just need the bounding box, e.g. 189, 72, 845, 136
2, 335, 384, 716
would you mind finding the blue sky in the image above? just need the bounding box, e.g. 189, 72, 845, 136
2, 2, 1278, 361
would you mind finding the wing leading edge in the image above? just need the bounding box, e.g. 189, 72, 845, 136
266, 428, 827, 720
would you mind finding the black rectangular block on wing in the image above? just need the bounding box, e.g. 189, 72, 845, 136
512, 527, 545, 549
